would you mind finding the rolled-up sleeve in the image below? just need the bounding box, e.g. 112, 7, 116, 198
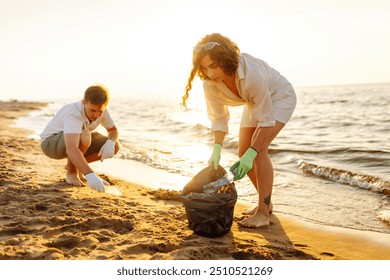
204, 82, 230, 133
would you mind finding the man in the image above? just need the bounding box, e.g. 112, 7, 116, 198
40, 85, 120, 192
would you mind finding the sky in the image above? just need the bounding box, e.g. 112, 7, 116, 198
0, 0, 389, 101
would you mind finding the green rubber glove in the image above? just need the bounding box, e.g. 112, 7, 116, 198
230, 147, 258, 180
208, 143, 222, 170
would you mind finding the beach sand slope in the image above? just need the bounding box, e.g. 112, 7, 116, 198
1, 100, 389, 260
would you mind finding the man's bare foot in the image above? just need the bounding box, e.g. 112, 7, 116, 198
66, 173, 85, 186
65, 163, 85, 186
243, 203, 273, 216
238, 212, 270, 228
78, 171, 87, 182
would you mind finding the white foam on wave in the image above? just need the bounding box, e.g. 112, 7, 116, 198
299, 161, 390, 194
378, 210, 390, 225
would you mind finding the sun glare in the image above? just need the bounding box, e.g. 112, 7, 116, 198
1, 0, 389, 101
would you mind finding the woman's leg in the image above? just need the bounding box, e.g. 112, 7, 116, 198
238, 127, 259, 214
238, 127, 276, 215
238, 121, 285, 228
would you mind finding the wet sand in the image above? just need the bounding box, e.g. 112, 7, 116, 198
1, 100, 389, 260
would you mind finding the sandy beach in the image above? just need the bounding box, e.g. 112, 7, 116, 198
0, 100, 389, 260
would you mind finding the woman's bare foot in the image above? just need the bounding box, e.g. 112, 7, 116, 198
65, 173, 85, 186
243, 206, 257, 216
243, 203, 273, 216
238, 212, 270, 228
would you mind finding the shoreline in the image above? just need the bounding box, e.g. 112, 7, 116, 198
1, 100, 389, 260
94, 157, 390, 249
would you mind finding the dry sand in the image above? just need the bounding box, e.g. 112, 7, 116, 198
1, 100, 389, 260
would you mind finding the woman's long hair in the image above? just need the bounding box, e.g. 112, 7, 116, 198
181, 33, 240, 109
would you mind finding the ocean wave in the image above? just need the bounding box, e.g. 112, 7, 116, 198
269, 146, 390, 155
116, 142, 202, 178
378, 211, 390, 225
190, 123, 212, 137
118, 152, 191, 177
299, 161, 390, 195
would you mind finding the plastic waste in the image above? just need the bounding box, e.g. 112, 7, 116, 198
203, 173, 235, 194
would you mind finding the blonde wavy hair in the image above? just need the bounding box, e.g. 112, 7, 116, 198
181, 33, 240, 109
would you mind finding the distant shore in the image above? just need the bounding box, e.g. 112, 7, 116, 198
0, 100, 389, 260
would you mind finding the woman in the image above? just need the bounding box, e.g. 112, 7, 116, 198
182, 33, 297, 228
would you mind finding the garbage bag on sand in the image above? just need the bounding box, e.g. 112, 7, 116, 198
180, 165, 237, 238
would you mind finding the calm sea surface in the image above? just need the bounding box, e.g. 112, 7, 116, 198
16, 83, 390, 234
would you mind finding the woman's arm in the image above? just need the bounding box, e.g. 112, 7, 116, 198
213, 130, 226, 145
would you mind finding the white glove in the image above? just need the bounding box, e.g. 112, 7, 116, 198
85, 172, 108, 192
98, 139, 115, 161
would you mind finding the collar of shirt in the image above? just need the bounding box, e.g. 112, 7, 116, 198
78, 101, 88, 126
218, 56, 246, 100
77, 100, 96, 130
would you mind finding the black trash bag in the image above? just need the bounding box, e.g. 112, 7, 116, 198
180, 165, 237, 238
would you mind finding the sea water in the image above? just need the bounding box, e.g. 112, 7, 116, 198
15, 83, 390, 234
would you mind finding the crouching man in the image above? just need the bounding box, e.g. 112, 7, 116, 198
40, 84, 120, 192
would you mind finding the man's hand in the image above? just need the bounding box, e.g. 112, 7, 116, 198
98, 139, 115, 161
85, 172, 108, 192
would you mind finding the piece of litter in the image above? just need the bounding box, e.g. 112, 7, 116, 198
105, 186, 122, 196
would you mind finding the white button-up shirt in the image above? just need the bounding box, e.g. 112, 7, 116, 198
204, 53, 294, 133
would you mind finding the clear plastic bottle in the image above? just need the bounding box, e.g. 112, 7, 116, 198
203, 172, 234, 194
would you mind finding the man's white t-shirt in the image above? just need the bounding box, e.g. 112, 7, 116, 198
40, 101, 115, 141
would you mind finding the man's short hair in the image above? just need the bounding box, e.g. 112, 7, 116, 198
84, 85, 110, 105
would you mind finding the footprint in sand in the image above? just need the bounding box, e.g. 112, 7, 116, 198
320, 251, 335, 257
